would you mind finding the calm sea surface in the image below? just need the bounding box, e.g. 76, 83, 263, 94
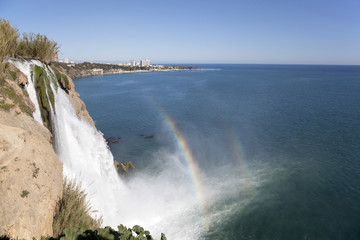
75, 64, 360, 240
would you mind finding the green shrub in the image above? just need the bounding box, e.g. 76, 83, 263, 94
7, 70, 16, 81
0, 233, 9, 240
52, 179, 102, 238
21, 190, 30, 198
50, 224, 166, 240
62, 74, 69, 89
0, 75, 32, 116
16, 33, 60, 64
0, 19, 60, 64
0, 19, 19, 63
0, 101, 15, 111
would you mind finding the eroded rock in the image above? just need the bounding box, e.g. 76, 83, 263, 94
0, 113, 62, 239
65, 74, 95, 127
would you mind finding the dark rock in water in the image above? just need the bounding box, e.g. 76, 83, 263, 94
139, 134, 144, 137
106, 136, 116, 142
144, 135, 154, 139
106, 136, 121, 146
114, 160, 135, 176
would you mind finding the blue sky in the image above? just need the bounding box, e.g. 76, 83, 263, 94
1, 0, 360, 64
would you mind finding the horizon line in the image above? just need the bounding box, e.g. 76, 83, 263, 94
63, 60, 360, 67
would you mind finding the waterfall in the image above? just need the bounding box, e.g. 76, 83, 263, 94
9, 59, 201, 234
10, 59, 128, 224
51, 85, 128, 224
10, 59, 233, 240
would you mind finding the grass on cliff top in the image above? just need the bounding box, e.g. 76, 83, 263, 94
52, 179, 102, 238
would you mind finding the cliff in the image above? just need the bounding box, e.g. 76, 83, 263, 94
52, 65, 95, 127
0, 61, 95, 239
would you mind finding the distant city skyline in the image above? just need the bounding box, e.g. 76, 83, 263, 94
1, 0, 360, 65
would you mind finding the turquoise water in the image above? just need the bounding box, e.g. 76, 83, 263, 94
75, 64, 360, 239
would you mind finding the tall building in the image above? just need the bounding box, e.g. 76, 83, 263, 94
53, 53, 58, 62
131, 60, 135, 67
140, 59, 150, 67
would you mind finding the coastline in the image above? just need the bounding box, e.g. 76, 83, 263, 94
51, 62, 220, 80
78, 68, 222, 78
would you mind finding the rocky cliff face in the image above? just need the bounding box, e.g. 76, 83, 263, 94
64, 74, 95, 127
0, 61, 96, 239
0, 114, 62, 239
0, 64, 62, 239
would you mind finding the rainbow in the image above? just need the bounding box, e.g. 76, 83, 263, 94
144, 92, 253, 229
161, 112, 209, 229
227, 131, 250, 179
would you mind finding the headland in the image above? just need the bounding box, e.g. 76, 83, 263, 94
51, 62, 197, 79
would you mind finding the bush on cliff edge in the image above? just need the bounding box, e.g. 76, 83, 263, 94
0, 18, 59, 64
0, 19, 19, 63
52, 179, 102, 237
16, 32, 59, 64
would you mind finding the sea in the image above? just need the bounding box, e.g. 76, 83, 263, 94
74, 64, 360, 240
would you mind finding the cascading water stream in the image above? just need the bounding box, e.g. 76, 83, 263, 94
7, 59, 43, 124
10, 59, 252, 240
10, 59, 129, 222
51, 85, 128, 222
12, 59, 131, 223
